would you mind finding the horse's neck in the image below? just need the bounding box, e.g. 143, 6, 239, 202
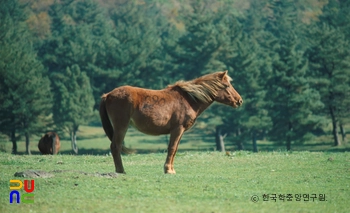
195, 101, 213, 116
168, 86, 214, 117
180, 90, 214, 116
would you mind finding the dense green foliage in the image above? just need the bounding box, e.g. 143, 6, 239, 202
0, 0, 349, 152
0, 0, 53, 154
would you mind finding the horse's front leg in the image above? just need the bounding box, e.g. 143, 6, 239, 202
164, 127, 185, 174
111, 128, 128, 174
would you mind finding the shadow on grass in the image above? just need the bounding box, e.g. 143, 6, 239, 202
317, 147, 350, 152
248, 143, 350, 153
139, 135, 214, 145
59, 148, 111, 155
12, 145, 350, 156
13, 147, 217, 156
7, 135, 349, 156
13, 148, 111, 156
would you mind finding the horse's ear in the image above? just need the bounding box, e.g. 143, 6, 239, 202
219, 70, 228, 79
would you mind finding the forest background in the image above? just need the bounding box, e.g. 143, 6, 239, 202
0, 0, 349, 155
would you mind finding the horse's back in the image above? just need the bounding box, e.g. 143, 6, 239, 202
104, 85, 170, 108
106, 85, 163, 98
103, 85, 191, 135
103, 86, 141, 114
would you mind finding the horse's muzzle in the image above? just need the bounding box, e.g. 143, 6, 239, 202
234, 99, 243, 107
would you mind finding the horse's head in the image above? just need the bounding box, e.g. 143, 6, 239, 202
214, 71, 243, 108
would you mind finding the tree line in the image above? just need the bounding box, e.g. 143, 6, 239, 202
0, 0, 349, 154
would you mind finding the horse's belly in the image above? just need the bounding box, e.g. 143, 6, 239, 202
130, 113, 171, 135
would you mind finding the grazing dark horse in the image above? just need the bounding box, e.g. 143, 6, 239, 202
38, 132, 61, 155
99, 71, 243, 174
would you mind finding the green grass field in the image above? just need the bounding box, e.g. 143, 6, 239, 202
0, 126, 349, 212
0, 151, 349, 212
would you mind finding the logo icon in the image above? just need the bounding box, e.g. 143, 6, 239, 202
9, 180, 35, 204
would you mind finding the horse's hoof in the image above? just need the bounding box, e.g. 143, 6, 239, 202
165, 170, 176, 174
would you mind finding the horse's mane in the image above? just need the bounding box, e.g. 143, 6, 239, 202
168, 72, 232, 103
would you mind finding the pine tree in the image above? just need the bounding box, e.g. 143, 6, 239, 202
104, 1, 165, 89
208, 2, 273, 152
38, 0, 113, 108
305, 0, 350, 146
267, 36, 323, 150
0, 0, 53, 154
221, 35, 272, 152
167, 1, 229, 80
264, 0, 324, 150
51, 65, 94, 154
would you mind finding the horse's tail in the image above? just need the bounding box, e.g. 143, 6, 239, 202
99, 94, 135, 154
99, 94, 114, 142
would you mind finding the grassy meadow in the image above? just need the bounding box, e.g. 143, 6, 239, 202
0, 125, 349, 213
1, 151, 349, 213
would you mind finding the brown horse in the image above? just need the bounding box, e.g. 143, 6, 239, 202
38, 132, 61, 155
99, 71, 243, 174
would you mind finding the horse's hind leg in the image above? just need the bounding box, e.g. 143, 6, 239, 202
111, 126, 128, 174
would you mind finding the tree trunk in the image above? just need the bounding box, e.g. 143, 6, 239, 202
329, 106, 341, 146
339, 123, 347, 144
236, 128, 244, 150
261, 130, 267, 141
11, 130, 17, 154
25, 132, 31, 155
237, 142, 244, 150
215, 126, 226, 152
252, 130, 258, 153
286, 138, 291, 151
71, 131, 78, 154
286, 122, 292, 151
